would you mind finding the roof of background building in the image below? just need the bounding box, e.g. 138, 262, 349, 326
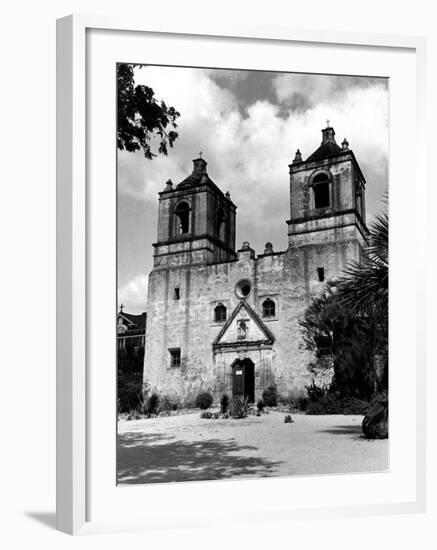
118, 312, 147, 329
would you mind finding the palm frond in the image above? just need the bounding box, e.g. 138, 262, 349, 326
337, 205, 388, 321
368, 212, 388, 265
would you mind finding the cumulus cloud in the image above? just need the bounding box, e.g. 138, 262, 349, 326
118, 273, 148, 314
273, 73, 387, 113
118, 65, 388, 307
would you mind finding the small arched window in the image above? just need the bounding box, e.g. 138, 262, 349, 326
214, 303, 227, 323
174, 202, 190, 234
217, 208, 226, 241
312, 173, 330, 209
262, 298, 275, 318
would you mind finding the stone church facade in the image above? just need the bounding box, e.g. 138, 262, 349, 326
143, 125, 369, 403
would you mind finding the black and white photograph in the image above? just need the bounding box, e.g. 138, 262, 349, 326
2, 0, 434, 544
116, 63, 389, 485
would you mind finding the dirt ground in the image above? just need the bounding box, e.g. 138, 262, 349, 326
117, 411, 388, 484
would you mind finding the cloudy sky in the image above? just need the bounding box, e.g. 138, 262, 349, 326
118, 65, 388, 314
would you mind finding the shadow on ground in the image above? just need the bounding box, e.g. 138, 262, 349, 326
117, 431, 281, 484
317, 423, 365, 438
25, 511, 56, 530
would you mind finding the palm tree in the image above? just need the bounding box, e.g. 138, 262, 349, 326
336, 209, 389, 439
338, 211, 388, 322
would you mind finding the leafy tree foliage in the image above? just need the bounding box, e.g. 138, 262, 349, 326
117, 63, 180, 159
300, 288, 387, 400
300, 205, 389, 403
334, 206, 389, 436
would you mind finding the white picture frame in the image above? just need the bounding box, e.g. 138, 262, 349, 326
56, 14, 427, 535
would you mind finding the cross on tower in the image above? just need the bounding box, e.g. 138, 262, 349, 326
326, 119, 330, 128
198, 151, 203, 158
119, 304, 124, 313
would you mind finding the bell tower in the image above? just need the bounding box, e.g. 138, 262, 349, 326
153, 156, 237, 268
287, 125, 369, 280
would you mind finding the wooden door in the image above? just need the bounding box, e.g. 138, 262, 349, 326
232, 363, 244, 397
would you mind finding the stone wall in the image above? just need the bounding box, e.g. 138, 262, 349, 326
143, 141, 368, 404
143, 243, 338, 404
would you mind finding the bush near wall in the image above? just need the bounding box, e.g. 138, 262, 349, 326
195, 392, 213, 410
229, 396, 249, 419
262, 386, 278, 407
220, 394, 230, 414
306, 395, 370, 415
117, 371, 146, 413
304, 384, 388, 416
146, 392, 160, 415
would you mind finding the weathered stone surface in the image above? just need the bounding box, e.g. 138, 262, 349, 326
143, 128, 369, 404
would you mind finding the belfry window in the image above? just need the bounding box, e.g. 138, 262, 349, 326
217, 208, 226, 241
313, 173, 330, 209
214, 303, 227, 323
317, 267, 325, 282
262, 298, 276, 318
174, 202, 190, 234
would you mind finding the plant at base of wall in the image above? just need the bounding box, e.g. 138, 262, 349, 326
262, 386, 278, 407
229, 396, 249, 419
256, 398, 265, 412
146, 392, 160, 416
220, 394, 230, 414
195, 392, 213, 410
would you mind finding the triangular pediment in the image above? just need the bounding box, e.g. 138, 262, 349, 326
117, 313, 136, 326
213, 300, 274, 348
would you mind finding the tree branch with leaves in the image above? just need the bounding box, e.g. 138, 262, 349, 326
117, 63, 180, 159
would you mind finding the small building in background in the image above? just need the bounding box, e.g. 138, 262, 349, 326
117, 307, 147, 374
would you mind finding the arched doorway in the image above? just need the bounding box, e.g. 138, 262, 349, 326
232, 358, 255, 402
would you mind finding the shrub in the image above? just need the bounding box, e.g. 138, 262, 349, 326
282, 390, 309, 412
195, 392, 213, 410
340, 396, 370, 415
146, 392, 160, 415
284, 414, 294, 423
229, 396, 249, 419
127, 409, 142, 421
117, 375, 148, 414
220, 394, 230, 414
278, 391, 309, 412
306, 382, 327, 401
262, 386, 278, 407
299, 287, 387, 401
256, 398, 265, 412
370, 391, 388, 408
294, 395, 309, 412
305, 401, 328, 415
305, 393, 370, 415
200, 410, 213, 419
158, 395, 178, 415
